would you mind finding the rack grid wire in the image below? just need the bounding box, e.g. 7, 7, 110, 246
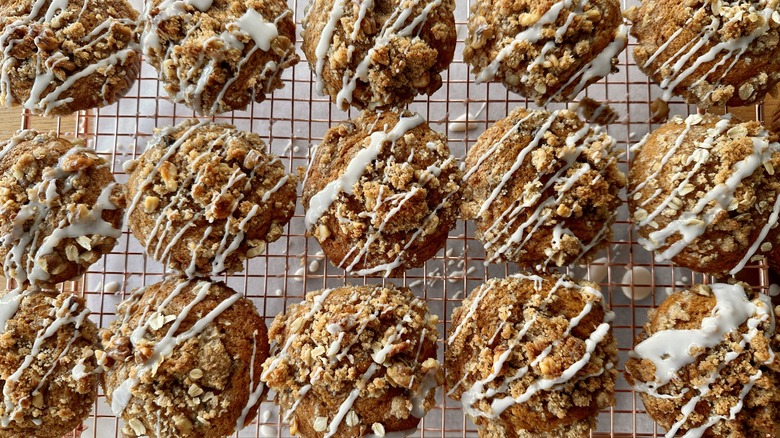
9, 0, 778, 436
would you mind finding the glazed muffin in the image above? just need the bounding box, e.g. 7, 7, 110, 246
0, 130, 124, 288
125, 120, 298, 276
302, 0, 456, 110
140, 0, 299, 115
445, 273, 618, 437
101, 277, 269, 437
0, 289, 100, 438
0, 0, 140, 116
302, 109, 461, 277
464, 0, 626, 104
629, 113, 780, 275
462, 108, 626, 269
261, 283, 442, 437
628, 0, 780, 109
625, 282, 780, 437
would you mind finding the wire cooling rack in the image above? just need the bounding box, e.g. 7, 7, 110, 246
6, 0, 778, 436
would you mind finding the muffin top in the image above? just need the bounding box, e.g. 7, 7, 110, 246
629, 113, 780, 275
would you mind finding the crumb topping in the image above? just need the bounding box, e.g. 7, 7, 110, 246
125, 120, 298, 276
302, 109, 461, 277
0, 289, 99, 437
261, 284, 442, 437
630, 0, 780, 108
0, 0, 140, 115
100, 277, 268, 437
140, 0, 299, 115
464, 0, 626, 103
445, 273, 618, 436
629, 113, 780, 275
0, 130, 124, 288
462, 108, 626, 269
302, 0, 456, 110
625, 282, 780, 437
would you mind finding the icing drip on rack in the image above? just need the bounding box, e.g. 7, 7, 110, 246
312, 0, 444, 108
261, 287, 439, 437
126, 121, 294, 276
0, 136, 122, 286
472, 0, 627, 103
631, 114, 780, 275
628, 283, 776, 438
640, 0, 779, 104
0, 0, 138, 115
463, 110, 620, 266
110, 279, 243, 415
0, 292, 92, 428
140, 0, 294, 115
448, 273, 614, 420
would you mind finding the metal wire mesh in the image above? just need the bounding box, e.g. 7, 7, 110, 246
6, 0, 776, 436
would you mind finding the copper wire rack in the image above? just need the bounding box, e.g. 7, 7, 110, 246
6, 0, 778, 436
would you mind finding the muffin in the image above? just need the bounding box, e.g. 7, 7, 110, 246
628, 113, 780, 275
101, 277, 269, 437
0, 289, 100, 438
0, 0, 140, 116
628, 0, 780, 109
261, 283, 442, 437
140, 0, 299, 115
625, 282, 780, 437
445, 273, 618, 437
302, 0, 456, 110
464, 0, 626, 104
462, 108, 626, 269
0, 130, 125, 288
302, 109, 462, 277
125, 120, 298, 276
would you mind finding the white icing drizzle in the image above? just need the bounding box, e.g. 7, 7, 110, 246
140, 0, 292, 115
305, 113, 425, 229
0, 287, 27, 334
0, 138, 122, 285
0, 0, 138, 114
628, 283, 776, 437
263, 287, 437, 436
463, 110, 619, 265
312, 0, 444, 107
472, 0, 626, 102
641, 1, 777, 103
127, 122, 293, 276
235, 330, 266, 431
1, 293, 91, 427
110, 279, 242, 416
632, 114, 780, 274
449, 273, 614, 420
